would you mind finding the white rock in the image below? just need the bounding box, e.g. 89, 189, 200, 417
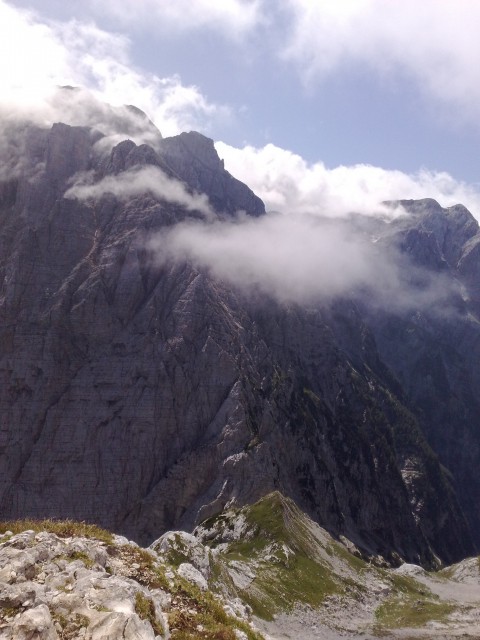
10, 604, 58, 640
87, 612, 156, 640
177, 563, 208, 591
151, 531, 211, 579
0, 564, 13, 583
227, 560, 256, 590
394, 562, 426, 578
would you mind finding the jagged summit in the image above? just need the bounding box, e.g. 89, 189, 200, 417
158, 131, 265, 215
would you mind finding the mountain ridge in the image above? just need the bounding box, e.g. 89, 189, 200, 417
2, 495, 480, 639
0, 111, 479, 568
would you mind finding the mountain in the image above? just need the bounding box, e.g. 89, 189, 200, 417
1, 105, 480, 568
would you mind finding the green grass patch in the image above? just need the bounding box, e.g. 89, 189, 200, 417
163, 533, 193, 567
329, 539, 367, 573
214, 493, 344, 619
386, 572, 430, 598
435, 565, 456, 580
168, 576, 264, 640
55, 550, 95, 568
374, 596, 456, 629
135, 592, 164, 636
0, 519, 113, 543
106, 544, 170, 590
374, 567, 457, 631
239, 552, 339, 620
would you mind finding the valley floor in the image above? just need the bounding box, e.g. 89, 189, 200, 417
256, 560, 480, 639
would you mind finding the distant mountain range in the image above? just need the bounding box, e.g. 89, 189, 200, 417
1, 102, 480, 569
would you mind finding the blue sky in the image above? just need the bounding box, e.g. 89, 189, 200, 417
4, 0, 480, 217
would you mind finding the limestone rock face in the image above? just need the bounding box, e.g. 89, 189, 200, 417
0, 530, 166, 639
157, 131, 265, 216
0, 118, 479, 566
0, 526, 263, 639
363, 199, 480, 549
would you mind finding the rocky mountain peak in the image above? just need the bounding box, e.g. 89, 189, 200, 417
101, 139, 162, 176
161, 131, 221, 171
158, 131, 265, 216
382, 198, 480, 271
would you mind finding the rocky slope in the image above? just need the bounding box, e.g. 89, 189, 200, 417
0, 519, 263, 639
2, 499, 480, 639
1, 104, 480, 567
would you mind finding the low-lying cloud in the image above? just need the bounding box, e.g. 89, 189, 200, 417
148, 212, 458, 311
65, 165, 214, 218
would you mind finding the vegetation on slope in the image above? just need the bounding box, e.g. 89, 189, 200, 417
2, 496, 475, 638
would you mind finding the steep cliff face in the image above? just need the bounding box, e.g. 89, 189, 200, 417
0, 116, 478, 566
364, 199, 480, 549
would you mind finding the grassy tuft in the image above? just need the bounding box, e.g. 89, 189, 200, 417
0, 519, 113, 543
374, 596, 455, 629
135, 592, 164, 635
167, 576, 263, 640
51, 612, 90, 639
0, 605, 21, 621
55, 550, 95, 568
107, 544, 170, 589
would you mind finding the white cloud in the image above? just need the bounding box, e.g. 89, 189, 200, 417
282, 0, 480, 122
0, 2, 71, 107
86, 0, 263, 37
65, 166, 214, 217
148, 211, 457, 310
0, 1, 227, 137
216, 141, 480, 220
150, 214, 382, 304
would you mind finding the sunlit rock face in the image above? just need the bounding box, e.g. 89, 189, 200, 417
0, 113, 479, 566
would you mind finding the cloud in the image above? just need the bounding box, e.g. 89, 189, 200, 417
87, 0, 263, 37
65, 165, 214, 217
0, 1, 228, 138
216, 141, 480, 220
1, 2, 477, 313
281, 0, 480, 122
148, 211, 457, 310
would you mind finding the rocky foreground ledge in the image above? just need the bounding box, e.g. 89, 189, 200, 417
0, 521, 262, 640
2, 494, 480, 639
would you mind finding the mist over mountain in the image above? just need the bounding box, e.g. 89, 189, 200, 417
1, 94, 480, 573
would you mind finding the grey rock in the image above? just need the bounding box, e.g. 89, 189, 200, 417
87, 613, 155, 640
158, 131, 265, 216
6, 604, 58, 640
177, 563, 208, 590
151, 531, 211, 579
0, 528, 262, 639
0, 532, 167, 638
